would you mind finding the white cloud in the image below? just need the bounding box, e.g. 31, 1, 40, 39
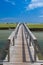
4, 0, 15, 6
32, 0, 39, 2
39, 15, 43, 17
11, 2, 15, 5
26, 0, 43, 10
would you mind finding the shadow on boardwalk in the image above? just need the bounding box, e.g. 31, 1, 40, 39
22, 28, 26, 62
24, 28, 34, 63
22, 27, 34, 63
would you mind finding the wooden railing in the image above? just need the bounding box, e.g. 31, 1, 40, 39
7, 23, 21, 62
23, 23, 38, 62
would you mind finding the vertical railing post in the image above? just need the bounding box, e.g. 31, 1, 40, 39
25, 31, 28, 39
29, 36, 31, 46
34, 40, 37, 62
13, 37, 15, 46
8, 39, 10, 62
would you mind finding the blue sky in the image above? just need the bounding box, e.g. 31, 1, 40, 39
0, 0, 43, 23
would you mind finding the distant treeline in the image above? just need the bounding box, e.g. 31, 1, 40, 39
27, 24, 43, 31
0, 23, 17, 30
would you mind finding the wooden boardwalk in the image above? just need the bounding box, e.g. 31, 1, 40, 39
3, 24, 41, 65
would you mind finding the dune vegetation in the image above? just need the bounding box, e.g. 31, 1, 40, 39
27, 24, 43, 28
0, 23, 17, 29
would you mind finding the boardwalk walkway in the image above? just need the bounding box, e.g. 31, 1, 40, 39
3, 24, 41, 65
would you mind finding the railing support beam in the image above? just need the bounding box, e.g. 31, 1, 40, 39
29, 36, 31, 46
34, 40, 37, 62
8, 40, 10, 62
13, 37, 15, 46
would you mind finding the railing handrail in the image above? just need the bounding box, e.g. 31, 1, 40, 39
8, 23, 20, 40
23, 23, 37, 41
23, 23, 38, 61
23, 24, 42, 49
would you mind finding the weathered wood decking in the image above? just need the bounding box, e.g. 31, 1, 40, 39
3, 24, 41, 65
